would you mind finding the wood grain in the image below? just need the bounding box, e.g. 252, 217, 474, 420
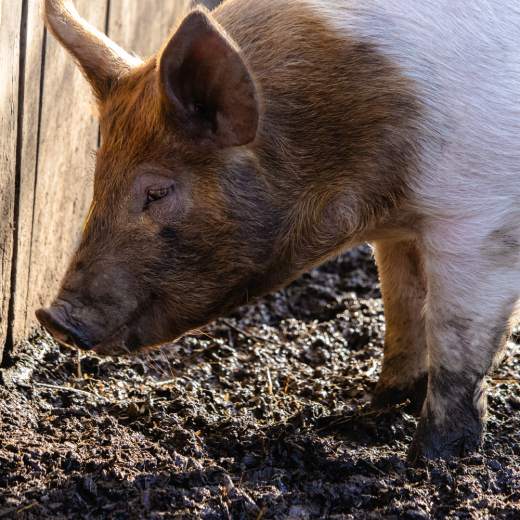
10, 0, 45, 346
108, 1, 221, 58
20, 0, 108, 347
108, 0, 191, 58
0, 0, 24, 358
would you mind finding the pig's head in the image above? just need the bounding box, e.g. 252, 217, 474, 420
36, 0, 284, 355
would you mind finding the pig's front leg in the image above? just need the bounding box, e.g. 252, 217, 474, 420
372, 240, 428, 414
409, 225, 519, 460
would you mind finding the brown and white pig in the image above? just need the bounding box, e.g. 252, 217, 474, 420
36, 0, 520, 461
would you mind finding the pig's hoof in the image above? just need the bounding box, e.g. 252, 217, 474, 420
407, 414, 483, 463
371, 374, 427, 416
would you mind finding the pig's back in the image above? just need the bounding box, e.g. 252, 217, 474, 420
307, 0, 520, 220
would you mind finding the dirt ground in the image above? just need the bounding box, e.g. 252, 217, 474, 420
0, 246, 519, 519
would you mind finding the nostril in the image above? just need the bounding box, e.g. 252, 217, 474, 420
35, 307, 93, 350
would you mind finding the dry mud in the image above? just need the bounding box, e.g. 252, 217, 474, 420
1, 246, 519, 519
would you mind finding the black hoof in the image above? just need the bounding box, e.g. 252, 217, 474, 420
407, 413, 483, 463
371, 374, 428, 416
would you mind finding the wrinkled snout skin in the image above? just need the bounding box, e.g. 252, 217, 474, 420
39, 0, 520, 462
37, 259, 142, 354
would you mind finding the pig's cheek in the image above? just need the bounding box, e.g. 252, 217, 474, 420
122, 310, 159, 351
142, 307, 184, 348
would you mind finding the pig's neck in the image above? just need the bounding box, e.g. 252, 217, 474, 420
217, 0, 423, 274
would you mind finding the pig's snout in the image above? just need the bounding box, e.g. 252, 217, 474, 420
36, 305, 94, 350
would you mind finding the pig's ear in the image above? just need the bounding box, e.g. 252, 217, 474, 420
158, 10, 259, 148
43, 0, 142, 101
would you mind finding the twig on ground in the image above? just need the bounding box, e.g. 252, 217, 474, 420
266, 368, 273, 395
34, 382, 108, 401
222, 319, 280, 347
255, 507, 268, 520
490, 377, 520, 385
151, 379, 177, 387
76, 350, 83, 379
0, 501, 38, 518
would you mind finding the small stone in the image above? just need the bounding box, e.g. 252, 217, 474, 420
488, 459, 502, 472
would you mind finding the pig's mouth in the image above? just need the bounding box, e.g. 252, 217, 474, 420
91, 324, 135, 356
36, 301, 179, 357
91, 323, 179, 357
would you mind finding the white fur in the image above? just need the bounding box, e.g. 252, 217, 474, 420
306, 0, 520, 216
306, 0, 520, 425
307, 0, 520, 308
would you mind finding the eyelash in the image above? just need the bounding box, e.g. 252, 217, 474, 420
145, 185, 174, 209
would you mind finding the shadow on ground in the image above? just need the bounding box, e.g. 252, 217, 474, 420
1, 247, 519, 519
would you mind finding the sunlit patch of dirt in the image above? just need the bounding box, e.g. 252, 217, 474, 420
1, 246, 519, 519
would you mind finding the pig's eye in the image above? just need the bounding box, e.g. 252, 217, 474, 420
146, 186, 173, 205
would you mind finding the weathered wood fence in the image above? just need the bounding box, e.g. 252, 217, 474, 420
0, 0, 217, 363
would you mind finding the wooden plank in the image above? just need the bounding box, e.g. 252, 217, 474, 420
108, 0, 191, 58
0, 0, 23, 359
22, 1, 108, 338
10, 0, 45, 346
108, 1, 220, 58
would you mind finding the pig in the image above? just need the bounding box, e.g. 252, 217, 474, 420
36, 0, 520, 462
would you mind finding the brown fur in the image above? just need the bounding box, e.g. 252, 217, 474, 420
39, 1, 423, 358
372, 239, 428, 413
214, 0, 422, 271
